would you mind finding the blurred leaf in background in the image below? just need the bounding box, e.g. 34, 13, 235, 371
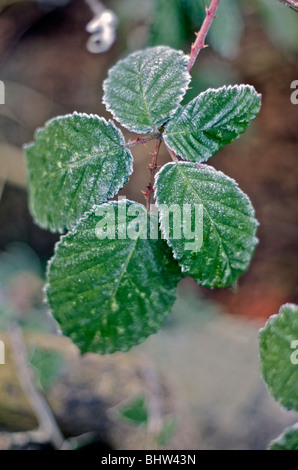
149, 0, 244, 59
149, 0, 190, 50
28, 346, 65, 392
256, 0, 298, 54
115, 394, 177, 446
148, 0, 298, 57
0, 242, 41, 284
155, 416, 177, 447
0, 243, 42, 328
0, 242, 56, 332
208, 0, 244, 59
116, 395, 148, 427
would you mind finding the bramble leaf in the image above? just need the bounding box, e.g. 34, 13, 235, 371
25, 113, 133, 232
155, 162, 258, 288
164, 85, 261, 163
29, 347, 65, 392
268, 423, 298, 450
46, 200, 182, 354
259, 303, 298, 412
103, 46, 191, 134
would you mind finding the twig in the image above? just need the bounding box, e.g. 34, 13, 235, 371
165, 144, 179, 164
187, 0, 222, 72
279, 0, 298, 11
125, 134, 158, 149
9, 323, 67, 450
145, 138, 162, 211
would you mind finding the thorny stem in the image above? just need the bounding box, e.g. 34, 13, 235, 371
145, 137, 162, 212
165, 144, 179, 164
125, 134, 159, 149
279, 0, 298, 11
187, 0, 222, 72
129, 0, 222, 201
133, 1, 221, 203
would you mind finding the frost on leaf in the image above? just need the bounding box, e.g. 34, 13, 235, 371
24, 112, 133, 233
46, 200, 182, 355
164, 85, 261, 163
259, 303, 298, 412
154, 162, 258, 289
103, 46, 191, 134
268, 423, 298, 450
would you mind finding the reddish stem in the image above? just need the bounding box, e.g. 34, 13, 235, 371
165, 144, 178, 163
145, 138, 162, 211
126, 134, 158, 148
279, 0, 298, 11
187, 0, 222, 72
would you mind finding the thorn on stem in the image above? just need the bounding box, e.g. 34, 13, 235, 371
149, 164, 158, 171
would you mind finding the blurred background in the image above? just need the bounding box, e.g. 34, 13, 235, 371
0, 0, 297, 450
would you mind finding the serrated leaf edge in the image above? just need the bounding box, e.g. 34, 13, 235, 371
163, 84, 262, 162
45, 200, 180, 354
102, 46, 191, 134
154, 162, 259, 285
258, 302, 298, 411
268, 422, 298, 450
24, 112, 134, 234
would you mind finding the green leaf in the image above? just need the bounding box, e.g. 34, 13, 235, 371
164, 85, 261, 163
268, 423, 298, 450
116, 395, 148, 427
156, 416, 177, 446
29, 347, 65, 392
46, 200, 181, 354
259, 303, 298, 411
154, 162, 258, 288
25, 113, 133, 232
103, 46, 191, 134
